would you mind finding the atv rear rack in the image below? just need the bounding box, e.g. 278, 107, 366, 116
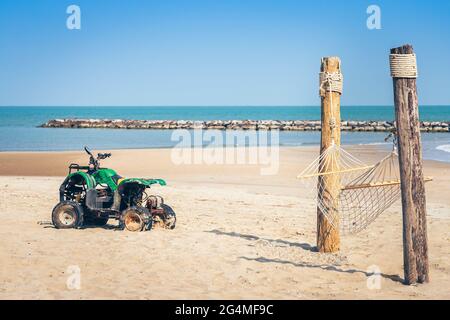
69, 163, 89, 174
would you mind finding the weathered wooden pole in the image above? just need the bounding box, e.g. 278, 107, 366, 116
390, 44, 429, 284
317, 57, 342, 253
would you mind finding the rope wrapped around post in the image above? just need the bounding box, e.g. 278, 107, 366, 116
319, 71, 344, 97
319, 70, 343, 143
390, 54, 418, 78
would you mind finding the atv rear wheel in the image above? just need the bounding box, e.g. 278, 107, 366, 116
52, 201, 83, 229
122, 207, 152, 232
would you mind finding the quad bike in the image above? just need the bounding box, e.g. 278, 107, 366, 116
51, 147, 176, 231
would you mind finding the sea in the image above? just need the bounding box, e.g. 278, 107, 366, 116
0, 106, 449, 163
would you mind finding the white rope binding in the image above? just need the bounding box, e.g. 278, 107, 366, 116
319, 71, 343, 97
390, 54, 418, 78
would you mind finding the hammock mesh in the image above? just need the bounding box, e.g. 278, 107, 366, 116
298, 144, 401, 234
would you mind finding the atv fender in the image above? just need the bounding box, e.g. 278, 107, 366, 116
59, 172, 96, 201
118, 178, 166, 189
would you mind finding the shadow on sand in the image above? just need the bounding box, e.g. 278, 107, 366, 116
206, 229, 317, 252
206, 229, 404, 284
240, 256, 404, 284
39, 220, 121, 231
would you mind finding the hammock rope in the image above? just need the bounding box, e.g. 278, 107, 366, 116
390, 54, 418, 78
319, 58, 344, 146
338, 149, 401, 234
297, 143, 402, 234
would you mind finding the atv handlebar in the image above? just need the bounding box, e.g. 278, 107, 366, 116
84, 146, 93, 157
83, 146, 112, 171
69, 147, 112, 174
97, 153, 112, 160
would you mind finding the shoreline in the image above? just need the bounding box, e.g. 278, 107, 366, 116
1, 143, 449, 167
1, 145, 449, 178
0, 144, 367, 154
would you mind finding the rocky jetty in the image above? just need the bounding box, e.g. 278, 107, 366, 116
39, 119, 450, 132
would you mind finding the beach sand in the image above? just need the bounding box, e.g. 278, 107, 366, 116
0, 146, 449, 299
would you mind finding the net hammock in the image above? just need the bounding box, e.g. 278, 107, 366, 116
298, 61, 404, 234
297, 144, 402, 234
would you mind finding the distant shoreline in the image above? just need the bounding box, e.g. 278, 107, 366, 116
40, 118, 450, 133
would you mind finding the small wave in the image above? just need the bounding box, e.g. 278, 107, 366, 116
357, 142, 390, 146
436, 144, 450, 153
279, 142, 304, 146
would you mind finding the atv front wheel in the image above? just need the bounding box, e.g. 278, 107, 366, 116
121, 207, 152, 232
158, 204, 177, 229
51, 201, 84, 229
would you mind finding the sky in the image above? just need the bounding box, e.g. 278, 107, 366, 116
0, 0, 449, 106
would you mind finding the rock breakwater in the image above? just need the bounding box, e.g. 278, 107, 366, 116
39, 119, 450, 132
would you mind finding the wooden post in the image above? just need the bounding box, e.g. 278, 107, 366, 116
317, 57, 341, 253
391, 44, 429, 284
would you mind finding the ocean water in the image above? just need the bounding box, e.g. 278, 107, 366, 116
0, 106, 449, 163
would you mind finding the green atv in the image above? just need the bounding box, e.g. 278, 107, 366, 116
51, 147, 176, 232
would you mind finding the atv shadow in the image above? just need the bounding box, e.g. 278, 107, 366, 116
80, 223, 121, 231
38, 221, 57, 229
38, 220, 122, 231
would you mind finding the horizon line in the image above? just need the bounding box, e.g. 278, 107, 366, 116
1, 104, 449, 108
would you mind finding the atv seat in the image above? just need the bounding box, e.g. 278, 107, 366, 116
85, 189, 114, 210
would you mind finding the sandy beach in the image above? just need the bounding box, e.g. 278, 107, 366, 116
0, 146, 449, 299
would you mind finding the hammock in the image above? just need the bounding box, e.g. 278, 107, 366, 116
298, 63, 406, 234
297, 144, 403, 234
299, 58, 432, 235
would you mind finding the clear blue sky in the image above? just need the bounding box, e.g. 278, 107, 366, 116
0, 0, 449, 106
